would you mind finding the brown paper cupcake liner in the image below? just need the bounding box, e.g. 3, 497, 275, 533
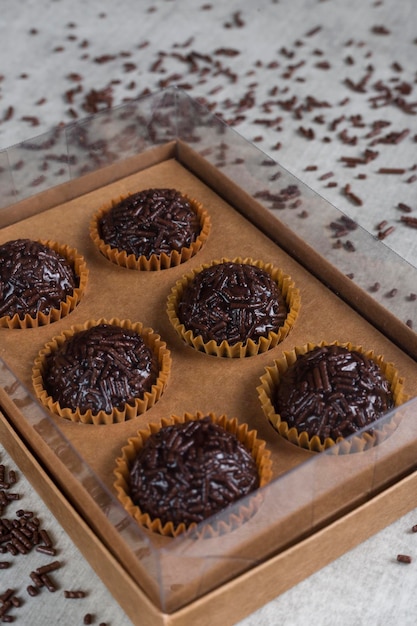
167, 257, 300, 358
0, 239, 88, 329
114, 411, 273, 538
257, 340, 407, 454
32, 317, 171, 425
89, 193, 211, 271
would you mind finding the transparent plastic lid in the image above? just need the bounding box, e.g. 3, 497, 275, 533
0, 87, 416, 613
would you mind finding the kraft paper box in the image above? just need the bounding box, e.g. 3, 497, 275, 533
0, 88, 416, 625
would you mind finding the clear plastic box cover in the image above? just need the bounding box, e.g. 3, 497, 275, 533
0, 87, 416, 613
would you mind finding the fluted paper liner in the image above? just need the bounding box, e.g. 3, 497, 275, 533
114, 411, 273, 538
32, 317, 171, 425
258, 340, 407, 453
0, 239, 88, 329
90, 192, 210, 271
167, 257, 300, 358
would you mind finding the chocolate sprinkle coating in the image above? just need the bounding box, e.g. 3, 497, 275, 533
129, 417, 259, 526
177, 262, 288, 344
98, 188, 201, 258
274, 345, 394, 441
44, 323, 159, 414
0, 239, 77, 319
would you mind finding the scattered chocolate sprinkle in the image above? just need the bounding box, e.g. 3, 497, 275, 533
214, 47, 240, 57
328, 215, 358, 238
298, 126, 315, 140
343, 183, 363, 206
64, 590, 87, 599
21, 116, 40, 127
344, 239, 356, 252
0, 456, 112, 621
319, 171, 334, 180
3, 107, 14, 122
377, 225, 395, 240
370, 129, 410, 146
82, 87, 114, 113
377, 167, 406, 175
0, 588, 20, 622
372, 24, 391, 35
305, 25, 322, 37
397, 202, 413, 213
30, 175, 47, 187
39, 573, 57, 593
39, 529, 52, 548
35, 560, 61, 576
35, 545, 56, 556
400, 216, 417, 229
339, 128, 357, 145
315, 60, 331, 70
29, 572, 44, 588
26, 586, 39, 597
397, 554, 412, 563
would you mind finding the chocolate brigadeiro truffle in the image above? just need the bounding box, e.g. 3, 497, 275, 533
274, 345, 394, 442
168, 259, 299, 357
258, 342, 406, 452
128, 417, 260, 528
0, 238, 81, 325
43, 323, 159, 414
177, 262, 286, 344
92, 188, 210, 270
115, 413, 273, 536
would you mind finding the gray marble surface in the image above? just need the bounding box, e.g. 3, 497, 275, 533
1, 1, 417, 624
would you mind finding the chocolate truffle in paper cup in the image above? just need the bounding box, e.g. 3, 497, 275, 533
258, 341, 406, 453
0, 238, 88, 329
167, 257, 300, 358
90, 187, 210, 271
114, 412, 273, 538
32, 318, 171, 425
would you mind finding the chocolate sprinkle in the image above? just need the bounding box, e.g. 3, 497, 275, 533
397, 554, 412, 563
